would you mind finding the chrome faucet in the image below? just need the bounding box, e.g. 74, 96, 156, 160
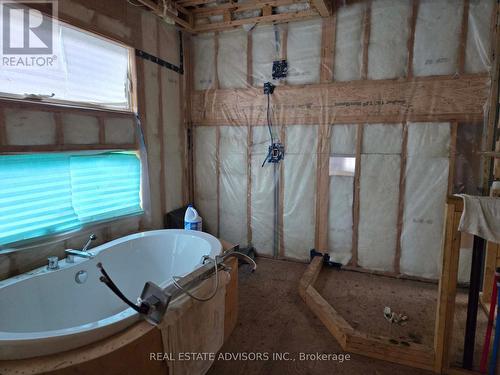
65, 234, 97, 262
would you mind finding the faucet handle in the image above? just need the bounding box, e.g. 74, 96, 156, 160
47, 256, 59, 270
82, 234, 97, 252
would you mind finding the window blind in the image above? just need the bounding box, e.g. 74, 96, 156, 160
0, 152, 142, 247
0, 13, 131, 110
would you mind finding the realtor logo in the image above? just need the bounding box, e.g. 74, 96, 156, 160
2, 0, 55, 54
0, 0, 58, 67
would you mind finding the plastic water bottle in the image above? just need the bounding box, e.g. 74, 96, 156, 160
184, 204, 202, 231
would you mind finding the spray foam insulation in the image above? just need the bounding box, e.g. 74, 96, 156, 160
334, 2, 365, 82
286, 19, 322, 85
401, 123, 450, 278
251, 126, 276, 256
194, 127, 218, 236
368, 0, 411, 80
283, 125, 318, 260
219, 126, 248, 246
328, 125, 357, 265
358, 124, 402, 272
413, 0, 463, 77
217, 30, 248, 89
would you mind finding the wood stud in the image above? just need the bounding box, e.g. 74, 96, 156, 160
320, 14, 336, 83
351, 124, 363, 267
406, 0, 419, 79
361, 1, 371, 80
394, 123, 408, 275
458, 0, 470, 75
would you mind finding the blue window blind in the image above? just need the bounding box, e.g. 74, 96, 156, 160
0, 152, 142, 247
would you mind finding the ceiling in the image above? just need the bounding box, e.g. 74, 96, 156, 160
131, 0, 333, 33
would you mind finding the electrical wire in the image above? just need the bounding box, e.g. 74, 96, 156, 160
262, 92, 274, 167
266, 93, 274, 145
172, 256, 219, 302
126, 0, 145, 7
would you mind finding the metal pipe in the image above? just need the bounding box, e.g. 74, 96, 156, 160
463, 235, 486, 369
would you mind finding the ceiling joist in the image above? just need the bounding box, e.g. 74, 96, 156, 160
130, 0, 332, 33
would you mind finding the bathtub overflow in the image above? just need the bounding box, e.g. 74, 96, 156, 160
75, 270, 88, 284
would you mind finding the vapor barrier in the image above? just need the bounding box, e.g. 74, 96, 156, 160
191, 0, 494, 280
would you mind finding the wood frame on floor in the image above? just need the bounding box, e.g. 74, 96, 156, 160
299, 196, 492, 374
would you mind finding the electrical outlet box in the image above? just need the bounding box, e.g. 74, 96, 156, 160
268, 142, 285, 163
272, 60, 288, 79
263, 82, 275, 95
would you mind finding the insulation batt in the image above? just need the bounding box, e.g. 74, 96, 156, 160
328, 125, 357, 264
358, 124, 402, 272
189, 0, 496, 280
286, 19, 322, 85
252, 24, 283, 87
219, 126, 248, 246
334, 2, 365, 81
193, 33, 215, 90
413, 0, 463, 76
217, 30, 248, 89
251, 126, 276, 256
368, 0, 411, 79
194, 127, 218, 236
465, 0, 494, 73
283, 125, 317, 260
400, 123, 450, 278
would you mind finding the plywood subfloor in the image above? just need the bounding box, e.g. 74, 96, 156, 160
208, 257, 492, 374
208, 257, 444, 375
314, 267, 489, 371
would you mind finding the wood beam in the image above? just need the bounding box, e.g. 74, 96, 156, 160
191, 74, 490, 126
178, 0, 216, 7
194, 9, 318, 33
310, 0, 331, 17
299, 257, 436, 372
136, 0, 194, 31
434, 199, 462, 373
192, 0, 306, 15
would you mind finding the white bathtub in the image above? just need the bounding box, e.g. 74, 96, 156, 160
0, 229, 222, 360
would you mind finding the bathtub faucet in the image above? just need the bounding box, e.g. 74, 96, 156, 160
97, 245, 256, 326
65, 234, 97, 262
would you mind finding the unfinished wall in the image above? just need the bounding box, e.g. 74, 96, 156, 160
191, 0, 496, 280
358, 124, 402, 272
0, 0, 187, 280
328, 125, 357, 265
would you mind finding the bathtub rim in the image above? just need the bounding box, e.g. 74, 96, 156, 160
0, 229, 222, 344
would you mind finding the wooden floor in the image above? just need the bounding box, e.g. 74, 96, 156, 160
207, 257, 445, 375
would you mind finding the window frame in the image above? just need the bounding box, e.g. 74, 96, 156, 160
0, 10, 137, 113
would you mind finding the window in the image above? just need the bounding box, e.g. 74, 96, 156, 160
0, 152, 142, 248
329, 156, 356, 177
0, 9, 133, 110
